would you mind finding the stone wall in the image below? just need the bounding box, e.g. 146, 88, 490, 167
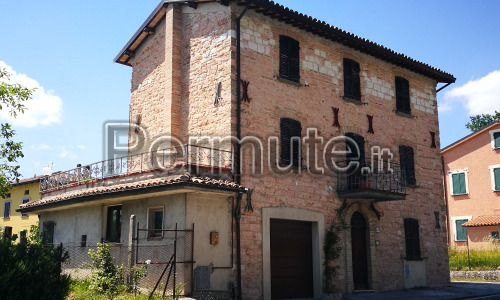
451, 271, 500, 281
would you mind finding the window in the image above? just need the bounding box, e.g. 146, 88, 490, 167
280, 118, 302, 167
24, 189, 29, 195
404, 218, 421, 260
491, 231, 499, 241
395, 76, 411, 114
489, 129, 500, 149
5, 193, 10, 198
343, 58, 361, 101
21, 198, 29, 217
3, 201, 11, 219
399, 145, 416, 186
489, 164, 500, 191
454, 219, 468, 241
42, 221, 55, 245
3, 226, 12, 240
148, 207, 164, 237
279, 35, 300, 82
106, 206, 122, 243
19, 230, 27, 244
448, 169, 468, 195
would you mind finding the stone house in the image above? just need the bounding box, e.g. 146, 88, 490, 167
18, 0, 455, 298
442, 120, 500, 250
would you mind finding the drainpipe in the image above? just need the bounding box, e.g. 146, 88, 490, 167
235, 2, 250, 300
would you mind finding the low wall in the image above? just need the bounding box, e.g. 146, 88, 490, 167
451, 270, 500, 281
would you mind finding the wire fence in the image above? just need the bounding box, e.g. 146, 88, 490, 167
60, 228, 194, 296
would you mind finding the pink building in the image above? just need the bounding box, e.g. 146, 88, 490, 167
442, 120, 500, 249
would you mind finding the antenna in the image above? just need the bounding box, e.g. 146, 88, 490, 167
42, 162, 53, 176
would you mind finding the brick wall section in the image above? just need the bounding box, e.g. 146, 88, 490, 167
181, 4, 233, 147
237, 10, 448, 297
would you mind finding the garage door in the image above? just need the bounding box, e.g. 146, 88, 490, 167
270, 219, 313, 299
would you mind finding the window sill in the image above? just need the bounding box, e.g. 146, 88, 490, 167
405, 184, 419, 189
276, 76, 302, 87
395, 110, 414, 118
2, 217, 10, 220
147, 236, 164, 241
403, 256, 425, 261
451, 193, 468, 196
341, 96, 365, 105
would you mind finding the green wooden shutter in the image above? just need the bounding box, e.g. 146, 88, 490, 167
343, 58, 361, 101
494, 168, 500, 191
279, 36, 300, 82
280, 118, 301, 167
455, 219, 468, 241
452, 173, 466, 194
395, 77, 410, 114
494, 132, 500, 148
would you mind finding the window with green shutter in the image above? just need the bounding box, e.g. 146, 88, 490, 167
494, 168, 500, 191
404, 218, 421, 260
395, 76, 411, 114
279, 35, 300, 82
455, 219, 468, 241
452, 173, 466, 195
343, 58, 361, 101
494, 132, 500, 149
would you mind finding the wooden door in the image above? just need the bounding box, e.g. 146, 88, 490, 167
270, 219, 313, 299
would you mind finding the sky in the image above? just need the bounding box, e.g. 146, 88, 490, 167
1, 0, 499, 179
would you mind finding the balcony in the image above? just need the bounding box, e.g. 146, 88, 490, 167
40, 145, 233, 193
336, 159, 406, 201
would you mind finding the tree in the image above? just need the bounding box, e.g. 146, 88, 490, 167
0, 68, 33, 197
465, 111, 500, 132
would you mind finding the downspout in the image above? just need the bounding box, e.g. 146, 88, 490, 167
235, 2, 250, 300
442, 156, 451, 248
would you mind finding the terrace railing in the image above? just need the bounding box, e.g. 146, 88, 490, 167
40, 145, 232, 193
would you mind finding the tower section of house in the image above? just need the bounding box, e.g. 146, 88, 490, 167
19, 0, 455, 299
442, 120, 500, 249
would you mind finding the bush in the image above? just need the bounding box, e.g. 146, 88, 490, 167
0, 230, 70, 300
87, 242, 125, 296
449, 247, 500, 271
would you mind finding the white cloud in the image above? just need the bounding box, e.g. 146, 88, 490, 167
76, 145, 86, 149
30, 144, 51, 151
0, 61, 63, 127
58, 147, 78, 160
444, 70, 500, 116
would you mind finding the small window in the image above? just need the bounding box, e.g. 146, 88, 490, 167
3, 201, 11, 219
404, 218, 421, 260
280, 118, 302, 167
42, 221, 55, 245
395, 76, 411, 114
399, 145, 416, 186
489, 129, 500, 149
489, 165, 500, 191
451, 172, 467, 195
24, 190, 29, 195
148, 207, 164, 237
491, 231, 499, 241
21, 198, 29, 217
279, 35, 300, 82
455, 219, 468, 241
343, 58, 361, 101
106, 206, 122, 243
19, 230, 27, 244
5, 193, 10, 198
3, 226, 12, 240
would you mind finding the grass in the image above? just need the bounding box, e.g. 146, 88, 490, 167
66, 280, 166, 300
449, 247, 500, 271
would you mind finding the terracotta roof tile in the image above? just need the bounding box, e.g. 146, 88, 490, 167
462, 216, 500, 227
19, 174, 244, 211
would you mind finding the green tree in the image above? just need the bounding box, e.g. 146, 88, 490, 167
0, 68, 33, 197
465, 111, 500, 132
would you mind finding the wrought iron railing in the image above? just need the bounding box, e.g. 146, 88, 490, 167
336, 158, 406, 194
40, 145, 232, 193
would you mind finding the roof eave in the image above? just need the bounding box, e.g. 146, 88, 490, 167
17, 181, 246, 214
441, 120, 500, 153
